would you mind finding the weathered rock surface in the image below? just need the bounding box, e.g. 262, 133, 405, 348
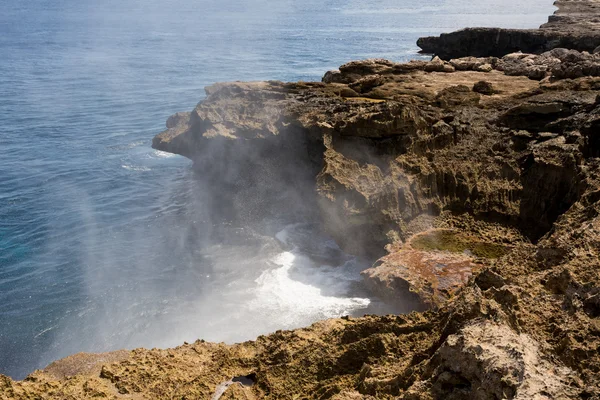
361, 229, 514, 309
496, 48, 600, 80
362, 248, 480, 310
152, 53, 598, 260
420, 321, 581, 399
417, 0, 600, 59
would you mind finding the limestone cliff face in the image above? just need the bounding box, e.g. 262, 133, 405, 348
154, 52, 598, 259
154, 82, 331, 228
127, 53, 600, 399
417, 0, 600, 59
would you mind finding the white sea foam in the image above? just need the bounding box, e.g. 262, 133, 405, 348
123, 140, 146, 149
152, 150, 176, 158
249, 225, 370, 327
121, 164, 151, 172
34, 325, 57, 339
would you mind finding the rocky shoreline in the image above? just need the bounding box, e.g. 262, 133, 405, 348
2, 1, 600, 399
417, 0, 600, 58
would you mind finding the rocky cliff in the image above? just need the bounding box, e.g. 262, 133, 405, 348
2, 3, 600, 399
417, 0, 600, 59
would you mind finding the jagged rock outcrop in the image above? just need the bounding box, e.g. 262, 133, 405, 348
153, 54, 598, 259
417, 0, 600, 59
415, 321, 581, 399
362, 248, 480, 310
3, 208, 598, 398
496, 48, 600, 80
361, 229, 514, 309
22, 53, 588, 399
150, 52, 600, 318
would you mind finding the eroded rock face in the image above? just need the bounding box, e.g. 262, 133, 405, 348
361, 229, 514, 309
417, 0, 600, 59
417, 28, 600, 60
422, 321, 580, 400
362, 249, 480, 309
496, 49, 600, 80
153, 81, 330, 225
153, 54, 599, 257
147, 52, 600, 399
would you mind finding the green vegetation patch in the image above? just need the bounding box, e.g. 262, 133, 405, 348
411, 230, 510, 259
344, 97, 387, 103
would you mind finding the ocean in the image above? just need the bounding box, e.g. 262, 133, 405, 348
0, 0, 555, 379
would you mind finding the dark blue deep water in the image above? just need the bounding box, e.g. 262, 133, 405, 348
0, 0, 555, 379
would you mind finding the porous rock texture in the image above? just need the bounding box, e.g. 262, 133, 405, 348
3, 8, 600, 400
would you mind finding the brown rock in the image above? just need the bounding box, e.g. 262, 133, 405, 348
449, 56, 498, 71
362, 249, 481, 309
442, 63, 456, 73
348, 74, 385, 93
423, 321, 581, 399
417, 0, 600, 59
424, 56, 446, 72
472, 80, 495, 95
435, 85, 480, 108
476, 63, 493, 72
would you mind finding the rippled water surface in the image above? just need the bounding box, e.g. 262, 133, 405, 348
0, 0, 555, 379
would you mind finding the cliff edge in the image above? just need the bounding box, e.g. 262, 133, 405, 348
417, 0, 600, 59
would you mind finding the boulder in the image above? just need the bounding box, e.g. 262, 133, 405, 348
348, 74, 384, 93
421, 321, 581, 399
449, 56, 497, 71
424, 56, 447, 72
476, 63, 493, 72
472, 81, 495, 95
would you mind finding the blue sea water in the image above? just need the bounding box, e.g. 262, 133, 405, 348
0, 0, 555, 379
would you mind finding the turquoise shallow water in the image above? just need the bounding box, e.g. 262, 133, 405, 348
0, 0, 555, 379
